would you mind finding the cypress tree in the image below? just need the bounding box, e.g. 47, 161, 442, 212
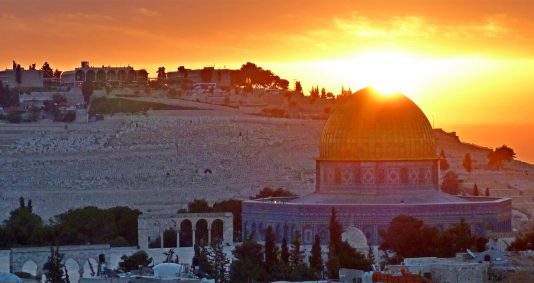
289, 231, 304, 267
264, 226, 278, 271
329, 207, 342, 248
309, 234, 323, 274
281, 237, 289, 264
473, 184, 479, 196
44, 246, 65, 283
327, 207, 342, 279
485, 187, 490, 197
326, 242, 340, 279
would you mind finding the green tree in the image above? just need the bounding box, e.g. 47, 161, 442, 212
52, 206, 139, 246
195, 244, 212, 277
439, 149, 450, 171
264, 226, 278, 271
251, 187, 296, 199
44, 246, 65, 283
508, 226, 534, 251
488, 145, 516, 170
117, 251, 153, 272
41, 62, 54, 78
15, 64, 22, 84
321, 88, 327, 99
229, 237, 268, 283
295, 81, 303, 95
106, 206, 140, 246
188, 199, 212, 213
6, 112, 22, 123
436, 219, 487, 257
485, 187, 490, 196
53, 69, 62, 79
309, 234, 323, 275
280, 236, 289, 264
379, 215, 440, 263
473, 184, 480, 196
326, 207, 342, 278
157, 67, 166, 81
463, 153, 473, 172
289, 231, 304, 267
441, 171, 460, 195
81, 81, 94, 106
287, 231, 316, 281
207, 241, 230, 283
309, 85, 319, 98
3, 206, 48, 246
326, 243, 340, 279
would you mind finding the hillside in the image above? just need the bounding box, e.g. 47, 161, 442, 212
0, 101, 533, 231
434, 129, 534, 231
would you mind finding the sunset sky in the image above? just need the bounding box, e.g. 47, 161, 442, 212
1, 0, 534, 159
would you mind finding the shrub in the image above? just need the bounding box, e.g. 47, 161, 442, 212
6, 112, 21, 123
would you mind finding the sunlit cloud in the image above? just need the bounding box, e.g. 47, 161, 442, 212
136, 7, 160, 17
333, 13, 513, 40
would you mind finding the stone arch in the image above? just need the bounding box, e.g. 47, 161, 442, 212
164, 228, 178, 248
21, 259, 38, 276
64, 258, 80, 283
96, 70, 106, 81
211, 219, 224, 244
75, 70, 85, 81
107, 70, 116, 81
82, 258, 99, 278
180, 219, 193, 247
196, 219, 209, 246
117, 70, 126, 81
127, 70, 137, 82
86, 70, 95, 82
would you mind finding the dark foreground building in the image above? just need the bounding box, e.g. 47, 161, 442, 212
242, 87, 511, 245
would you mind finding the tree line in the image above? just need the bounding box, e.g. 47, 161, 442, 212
0, 197, 140, 249
228, 207, 372, 282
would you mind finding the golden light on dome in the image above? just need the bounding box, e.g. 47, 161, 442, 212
320, 87, 436, 161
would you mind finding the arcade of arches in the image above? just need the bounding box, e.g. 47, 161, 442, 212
138, 212, 233, 250
10, 245, 107, 280
74, 68, 148, 83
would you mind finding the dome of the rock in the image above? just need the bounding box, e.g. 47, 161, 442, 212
320, 87, 435, 161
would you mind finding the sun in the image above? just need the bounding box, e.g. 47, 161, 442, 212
354, 51, 426, 95
313, 51, 454, 98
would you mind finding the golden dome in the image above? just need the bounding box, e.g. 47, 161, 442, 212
320, 87, 436, 160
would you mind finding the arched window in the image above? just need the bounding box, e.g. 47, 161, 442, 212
86, 70, 95, 82
179, 220, 193, 247
164, 228, 178, 248
211, 219, 224, 244
196, 219, 209, 246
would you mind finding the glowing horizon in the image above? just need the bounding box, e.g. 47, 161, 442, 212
1, 0, 534, 126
